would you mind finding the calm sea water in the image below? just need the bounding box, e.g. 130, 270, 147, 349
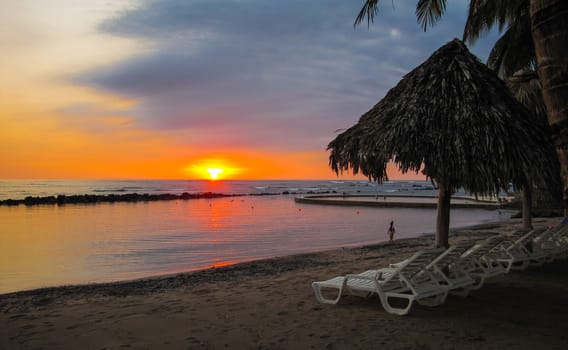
0, 179, 446, 200
0, 180, 509, 294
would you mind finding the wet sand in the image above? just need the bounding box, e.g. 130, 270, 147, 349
1, 217, 567, 349
295, 194, 501, 209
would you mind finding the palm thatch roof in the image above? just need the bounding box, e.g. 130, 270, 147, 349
329, 39, 556, 196
506, 68, 561, 192
507, 69, 547, 120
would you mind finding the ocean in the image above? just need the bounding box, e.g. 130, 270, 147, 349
0, 179, 444, 200
0, 180, 509, 294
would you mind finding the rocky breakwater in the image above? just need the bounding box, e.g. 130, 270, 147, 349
0, 192, 244, 206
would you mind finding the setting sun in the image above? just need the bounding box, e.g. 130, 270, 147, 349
206, 168, 223, 180
187, 158, 244, 180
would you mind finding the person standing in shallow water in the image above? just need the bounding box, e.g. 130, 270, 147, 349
387, 221, 396, 242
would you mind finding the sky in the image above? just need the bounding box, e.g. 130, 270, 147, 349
0, 0, 499, 180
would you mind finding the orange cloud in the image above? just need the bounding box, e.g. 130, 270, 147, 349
1, 106, 426, 180
1, 88, 424, 181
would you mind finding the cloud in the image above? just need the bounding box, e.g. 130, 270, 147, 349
74, 0, 496, 151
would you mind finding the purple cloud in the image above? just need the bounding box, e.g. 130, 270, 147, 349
73, 0, 499, 150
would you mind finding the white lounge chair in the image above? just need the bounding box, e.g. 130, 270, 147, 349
312, 248, 447, 316
534, 223, 568, 260
553, 224, 568, 258
460, 235, 508, 289
424, 241, 476, 297
491, 228, 546, 272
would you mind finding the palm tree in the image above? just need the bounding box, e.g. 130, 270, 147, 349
356, 0, 568, 216
329, 40, 556, 247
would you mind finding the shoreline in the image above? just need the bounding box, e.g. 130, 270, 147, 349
2, 217, 568, 349
0, 219, 514, 299
0, 217, 525, 298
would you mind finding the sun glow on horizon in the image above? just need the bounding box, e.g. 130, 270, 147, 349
206, 167, 223, 180
188, 158, 243, 180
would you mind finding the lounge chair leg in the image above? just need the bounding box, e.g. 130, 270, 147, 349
381, 295, 414, 316
498, 260, 513, 273
468, 275, 485, 290
529, 258, 545, 267
417, 292, 447, 307
510, 260, 530, 271
449, 287, 471, 297
312, 283, 344, 305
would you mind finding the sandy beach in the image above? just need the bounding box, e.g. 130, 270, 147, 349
2, 217, 567, 349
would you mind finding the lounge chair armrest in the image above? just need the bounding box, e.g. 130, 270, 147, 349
390, 259, 409, 268
345, 274, 377, 281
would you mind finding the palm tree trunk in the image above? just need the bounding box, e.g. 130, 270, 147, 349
436, 184, 451, 248
522, 185, 533, 230
530, 0, 568, 215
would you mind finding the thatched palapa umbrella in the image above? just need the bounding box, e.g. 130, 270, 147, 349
328, 39, 556, 248
506, 69, 560, 229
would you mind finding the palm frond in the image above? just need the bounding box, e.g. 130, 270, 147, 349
354, 0, 381, 27
487, 10, 534, 78
487, 30, 511, 77
463, 0, 495, 43
355, 0, 448, 31
416, 0, 447, 31
463, 0, 527, 43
